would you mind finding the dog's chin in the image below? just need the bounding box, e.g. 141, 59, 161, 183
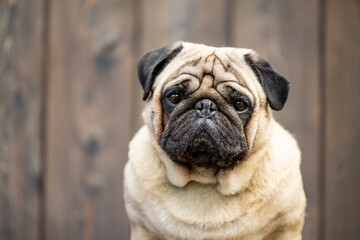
180, 131, 241, 169
161, 116, 248, 170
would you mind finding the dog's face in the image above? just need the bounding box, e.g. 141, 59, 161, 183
138, 42, 289, 170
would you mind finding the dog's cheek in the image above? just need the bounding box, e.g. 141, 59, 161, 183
162, 112, 169, 133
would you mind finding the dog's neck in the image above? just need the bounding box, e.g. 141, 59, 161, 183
148, 123, 274, 195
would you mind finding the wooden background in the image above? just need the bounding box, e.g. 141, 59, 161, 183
0, 0, 359, 239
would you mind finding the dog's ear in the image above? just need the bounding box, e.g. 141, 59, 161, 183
138, 42, 183, 101
244, 52, 290, 111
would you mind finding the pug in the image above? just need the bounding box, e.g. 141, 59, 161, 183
124, 42, 306, 240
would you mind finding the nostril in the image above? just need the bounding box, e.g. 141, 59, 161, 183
202, 99, 217, 111
209, 102, 217, 111
194, 99, 217, 118
195, 101, 203, 110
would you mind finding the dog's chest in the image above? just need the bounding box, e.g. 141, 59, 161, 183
137, 182, 272, 240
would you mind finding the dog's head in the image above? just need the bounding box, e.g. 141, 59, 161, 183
138, 42, 289, 170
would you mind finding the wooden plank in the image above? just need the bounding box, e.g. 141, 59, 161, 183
0, 0, 43, 239
189, 0, 229, 46
230, 1, 321, 239
141, 0, 176, 49
141, 0, 228, 49
46, 0, 135, 239
324, 0, 360, 239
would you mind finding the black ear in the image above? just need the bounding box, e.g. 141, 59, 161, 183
244, 52, 290, 111
138, 42, 183, 101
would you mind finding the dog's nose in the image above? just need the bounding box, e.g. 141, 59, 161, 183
195, 99, 217, 118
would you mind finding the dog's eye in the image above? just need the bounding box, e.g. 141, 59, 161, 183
167, 93, 181, 105
234, 100, 248, 112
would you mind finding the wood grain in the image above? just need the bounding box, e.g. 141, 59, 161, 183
141, 0, 228, 50
0, 0, 44, 239
230, 1, 321, 239
324, 0, 360, 239
46, 0, 135, 239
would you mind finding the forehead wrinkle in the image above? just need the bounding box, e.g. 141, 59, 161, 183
174, 60, 214, 81
177, 64, 203, 79
205, 51, 217, 74
215, 53, 230, 72
163, 73, 200, 90
224, 51, 250, 89
212, 62, 237, 86
215, 80, 241, 88
205, 51, 216, 62
166, 49, 205, 79
168, 61, 240, 92
152, 49, 203, 93
159, 58, 203, 90
159, 47, 255, 97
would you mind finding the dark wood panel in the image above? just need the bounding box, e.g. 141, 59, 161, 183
0, 0, 43, 239
140, 0, 177, 59
230, 1, 321, 239
46, 0, 135, 239
141, 0, 228, 49
324, 0, 360, 239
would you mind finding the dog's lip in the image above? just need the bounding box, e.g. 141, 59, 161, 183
194, 117, 216, 126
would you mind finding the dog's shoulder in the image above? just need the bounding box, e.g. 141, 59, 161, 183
269, 121, 301, 165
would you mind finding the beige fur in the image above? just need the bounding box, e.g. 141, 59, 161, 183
124, 42, 306, 240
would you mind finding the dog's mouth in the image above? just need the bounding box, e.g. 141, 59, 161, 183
161, 115, 248, 169
182, 130, 220, 167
